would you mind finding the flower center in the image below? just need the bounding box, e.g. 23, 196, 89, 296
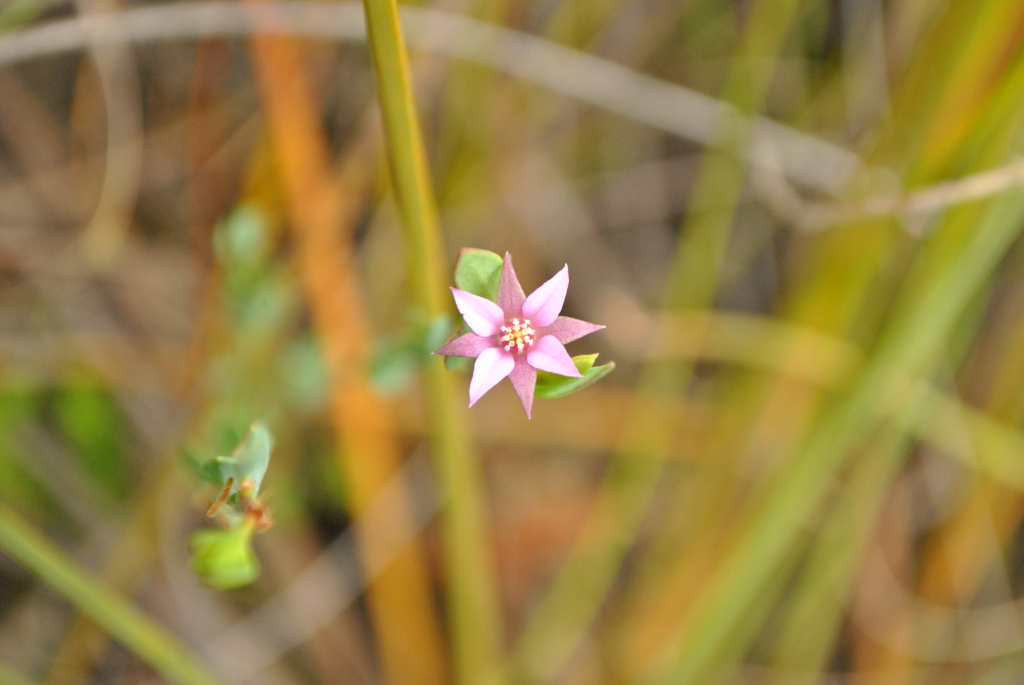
499, 318, 536, 354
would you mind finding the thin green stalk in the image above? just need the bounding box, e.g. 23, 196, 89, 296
358, 2, 505, 684
648, 189, 1024, 685
0, 504, 225, 685
509, 1, 803, 681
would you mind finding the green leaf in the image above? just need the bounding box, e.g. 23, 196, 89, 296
369, 314, 456, 394
423, 314, 454, 353
535, 355, 615, 399
190, 525, 260, 590
279, 335, 330, 413
213, 204, 270, 269
197, 456, 235, 489
196, 422, 273, 496
370, 344, 419, 394
446, 249, 500, 368
454, 248, 503, 301
232, 422, 272, 496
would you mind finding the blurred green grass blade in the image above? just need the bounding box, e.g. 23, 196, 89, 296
0, 0, 48, 35
761, 91, 1024, 672
875, 0, 1010, 176
649, 189, 1024, 685
359, 1, 505, 683
0, 392, 50, 516
969, 652, 1024, 685
915, 1, 1024, 177
876, 16, 960, 165
714, 10, 1024, 672
665, 0, 804, 311
768, 255, 1001, 678
54, 385, 129, 502
767, 387, 935, 678
0, 504, 225, 685
0, 659, 34, 685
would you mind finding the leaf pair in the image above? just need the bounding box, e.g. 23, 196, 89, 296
196, 422, 272, 504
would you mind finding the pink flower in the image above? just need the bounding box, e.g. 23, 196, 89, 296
435, 253, 604, 418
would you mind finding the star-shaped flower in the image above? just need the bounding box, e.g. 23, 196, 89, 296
435, 253, 604, 418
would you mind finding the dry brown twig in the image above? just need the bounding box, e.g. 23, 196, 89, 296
752, 136, 1024, 233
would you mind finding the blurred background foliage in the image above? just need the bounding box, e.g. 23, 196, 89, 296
2, 0, 1024, 684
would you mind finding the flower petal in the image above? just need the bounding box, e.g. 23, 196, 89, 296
508, 357, 537, 419
526, 335, 582, 377
434, 332, 495, 358
522, 265, 568, 327
541, 316, 605, 345
452, 287, 505, 336
469, 347, 515, 406
497, 252, 526, 319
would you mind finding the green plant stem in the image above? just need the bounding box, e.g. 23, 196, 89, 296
359, 2, 505, 684
360, 0, 447, 317
0, 504, 225, 685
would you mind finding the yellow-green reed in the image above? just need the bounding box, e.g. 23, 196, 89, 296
0, 504, 225, 685
757, 1, 1024, 675
651, 183, 1024, 684
620, 2, 1024, 678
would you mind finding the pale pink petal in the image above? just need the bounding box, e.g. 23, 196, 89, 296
508, 357, 537, 419
540, 316, 604, 345
469, 347, 515, 406
434, 332, 495, 358
522, 265, 568, 327
497, 252, 526, 319
526, 335, 581, 377
452, 287, 505, 336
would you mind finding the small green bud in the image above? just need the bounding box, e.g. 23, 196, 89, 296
190, 521, 260, 590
